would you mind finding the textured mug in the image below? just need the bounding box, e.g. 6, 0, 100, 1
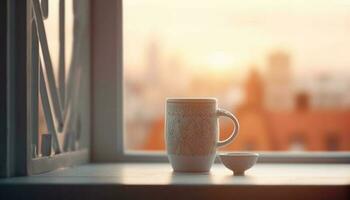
165, 98, 240, 172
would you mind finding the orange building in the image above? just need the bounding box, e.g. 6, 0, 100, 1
143, 70, 350, 151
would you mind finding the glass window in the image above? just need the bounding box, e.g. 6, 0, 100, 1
123, 0, 350, 152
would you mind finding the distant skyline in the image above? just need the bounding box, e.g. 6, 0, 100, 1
124, 0, 350, 80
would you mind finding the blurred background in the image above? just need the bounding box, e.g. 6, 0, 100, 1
123, 0, 350, 152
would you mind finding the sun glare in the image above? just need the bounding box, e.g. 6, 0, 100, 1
207, 52, 236, 71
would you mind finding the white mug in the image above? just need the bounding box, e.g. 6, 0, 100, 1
165, 98, 240, 172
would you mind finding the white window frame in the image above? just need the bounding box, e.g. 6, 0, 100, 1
91, 0, 350, 163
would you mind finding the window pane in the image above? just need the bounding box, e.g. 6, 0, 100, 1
124, 0, 350, 152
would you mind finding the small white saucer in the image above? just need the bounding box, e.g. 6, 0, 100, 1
219, 152, 259, 175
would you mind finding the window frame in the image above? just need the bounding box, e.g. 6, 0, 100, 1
1, 1, 349, 178
91, 0, 350, 163
28, 0, 90, 175
0, 0, 10, 178
1, 0, 90, 177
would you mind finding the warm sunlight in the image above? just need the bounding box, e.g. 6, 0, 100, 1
206, 51, 236, 72
124, 0, 350, 152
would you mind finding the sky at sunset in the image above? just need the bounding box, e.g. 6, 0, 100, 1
124, 0, 350, 80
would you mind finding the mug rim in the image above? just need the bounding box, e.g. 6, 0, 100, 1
166, 97, 217, 103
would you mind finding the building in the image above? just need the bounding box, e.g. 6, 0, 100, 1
142, 68, 350, 151
222, 69, 350, 151
264, 50, 294, 111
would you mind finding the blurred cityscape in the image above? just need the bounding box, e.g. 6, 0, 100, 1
125, 40, 350, 151
124, 1, 350, 152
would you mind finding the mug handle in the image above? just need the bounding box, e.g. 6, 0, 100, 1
216, 108, 240, 147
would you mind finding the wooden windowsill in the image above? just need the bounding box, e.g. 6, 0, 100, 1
1, 163, 350, 199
